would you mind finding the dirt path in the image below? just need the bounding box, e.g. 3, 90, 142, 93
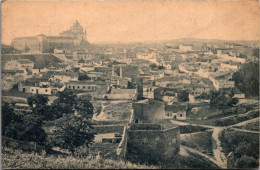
230, 127, 260, 134
171, 110, 259, 169
211, 127, 227, 168
92, 102, 106, 121
170, 120, 216, 129
181, 145, 222, 168
228, 116, 260, 127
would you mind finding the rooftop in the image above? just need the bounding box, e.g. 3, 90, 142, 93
2, 70, 24, 73
17, 59, 34, 64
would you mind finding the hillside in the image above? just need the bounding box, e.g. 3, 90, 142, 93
2, 147, 157, 169
2, 54, 61, 69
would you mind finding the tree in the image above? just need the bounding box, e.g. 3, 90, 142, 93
51, 90, 77, 117
235, 155, 258, 168
232, 61, 259, 97
2, 104, 48, 146
50, 90, 93, 120
150, 63, 157, 69
177, 90, 189, 102
2, 103, 18, 134
195, 93, 210, 100
157, 65, 165, 70
75, 98, 94, 119
252, 48, 259, 58
27, 95, 49, 108
78, 73, 91, 81
27, 95, 53, 120
53, 114, 95, 153
210, 89, 238, 109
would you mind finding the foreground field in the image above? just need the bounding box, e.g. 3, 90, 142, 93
2, 147, 157, 169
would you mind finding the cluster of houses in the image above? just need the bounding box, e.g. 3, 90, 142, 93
2, 41, 251, 122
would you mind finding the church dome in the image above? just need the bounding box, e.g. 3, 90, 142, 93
70, 20, 84, 33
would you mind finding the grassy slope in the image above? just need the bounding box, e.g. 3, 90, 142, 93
2, 54, 61, 69
2, 147, 157, 169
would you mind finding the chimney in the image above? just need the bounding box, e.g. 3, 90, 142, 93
120, 65, 123, 77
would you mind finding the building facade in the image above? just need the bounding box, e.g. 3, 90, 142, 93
11, 20, 89, 53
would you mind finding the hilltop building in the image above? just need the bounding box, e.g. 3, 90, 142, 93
11, 20, 89, 53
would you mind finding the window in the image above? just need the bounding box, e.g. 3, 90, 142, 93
180, 114, 182, 117
83, 86, 85, 89
45, 89, 48, 92
88, 86, 91, 89
78, 86, 80, 89
32, 89, 34, 92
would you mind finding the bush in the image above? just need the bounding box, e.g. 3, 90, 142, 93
232, 61, 259, 97
235, 155, 258, 168
53, 114, 95, 153
2, 147, 157, 169
219, 129, 259, 168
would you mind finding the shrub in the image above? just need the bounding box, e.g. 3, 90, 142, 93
2, 147, 157, 169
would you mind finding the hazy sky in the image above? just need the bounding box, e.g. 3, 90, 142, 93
2, 1, 259, 45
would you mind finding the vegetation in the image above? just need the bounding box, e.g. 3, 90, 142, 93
2, 103, 48, 146
28, 95, 53, 120
100, 101, 132, 121
78, 73, 91, 81
219, 129, 259, 168
234, 121, 259, 131
52, 114, 95, 153
210, 89, 238, 109
157, 65, 165, 70
181, 131, 213, 156
3, 91, 96, 156
149, 63, 165, 70
149, 63, 157, 69
214, 109, 259, 126
177, 90, 189, 102
2, 147, 156, 169
232, 61, 259, 97
49, 90, 94, 119
252, 48, 259, 58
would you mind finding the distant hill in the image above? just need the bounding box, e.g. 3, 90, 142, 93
2, 54, 62, 69
94, 38, 259, 47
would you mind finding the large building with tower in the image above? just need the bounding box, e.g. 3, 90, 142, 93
11, 20, 89, 53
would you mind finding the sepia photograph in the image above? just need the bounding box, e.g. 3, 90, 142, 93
1, 0, 259, 169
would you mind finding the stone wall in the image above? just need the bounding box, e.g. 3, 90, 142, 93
132, 99, 165, 123
116, 126, 128, 159
93, 125, 124, 134
126, 124, 180, 165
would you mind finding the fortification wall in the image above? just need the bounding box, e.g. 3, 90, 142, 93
126, 125, 180, 165
93, 125, 124, 134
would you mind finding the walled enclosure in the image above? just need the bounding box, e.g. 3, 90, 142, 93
126, 123, 180, 165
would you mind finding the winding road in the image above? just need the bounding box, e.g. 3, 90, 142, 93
171, 109, 259, 169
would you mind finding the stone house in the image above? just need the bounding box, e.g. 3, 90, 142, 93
132, 99, 166, 123
165, 103, 188, 120
66, 80, 107, 93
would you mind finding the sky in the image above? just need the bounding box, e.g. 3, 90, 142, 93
2, 1, 260, 45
